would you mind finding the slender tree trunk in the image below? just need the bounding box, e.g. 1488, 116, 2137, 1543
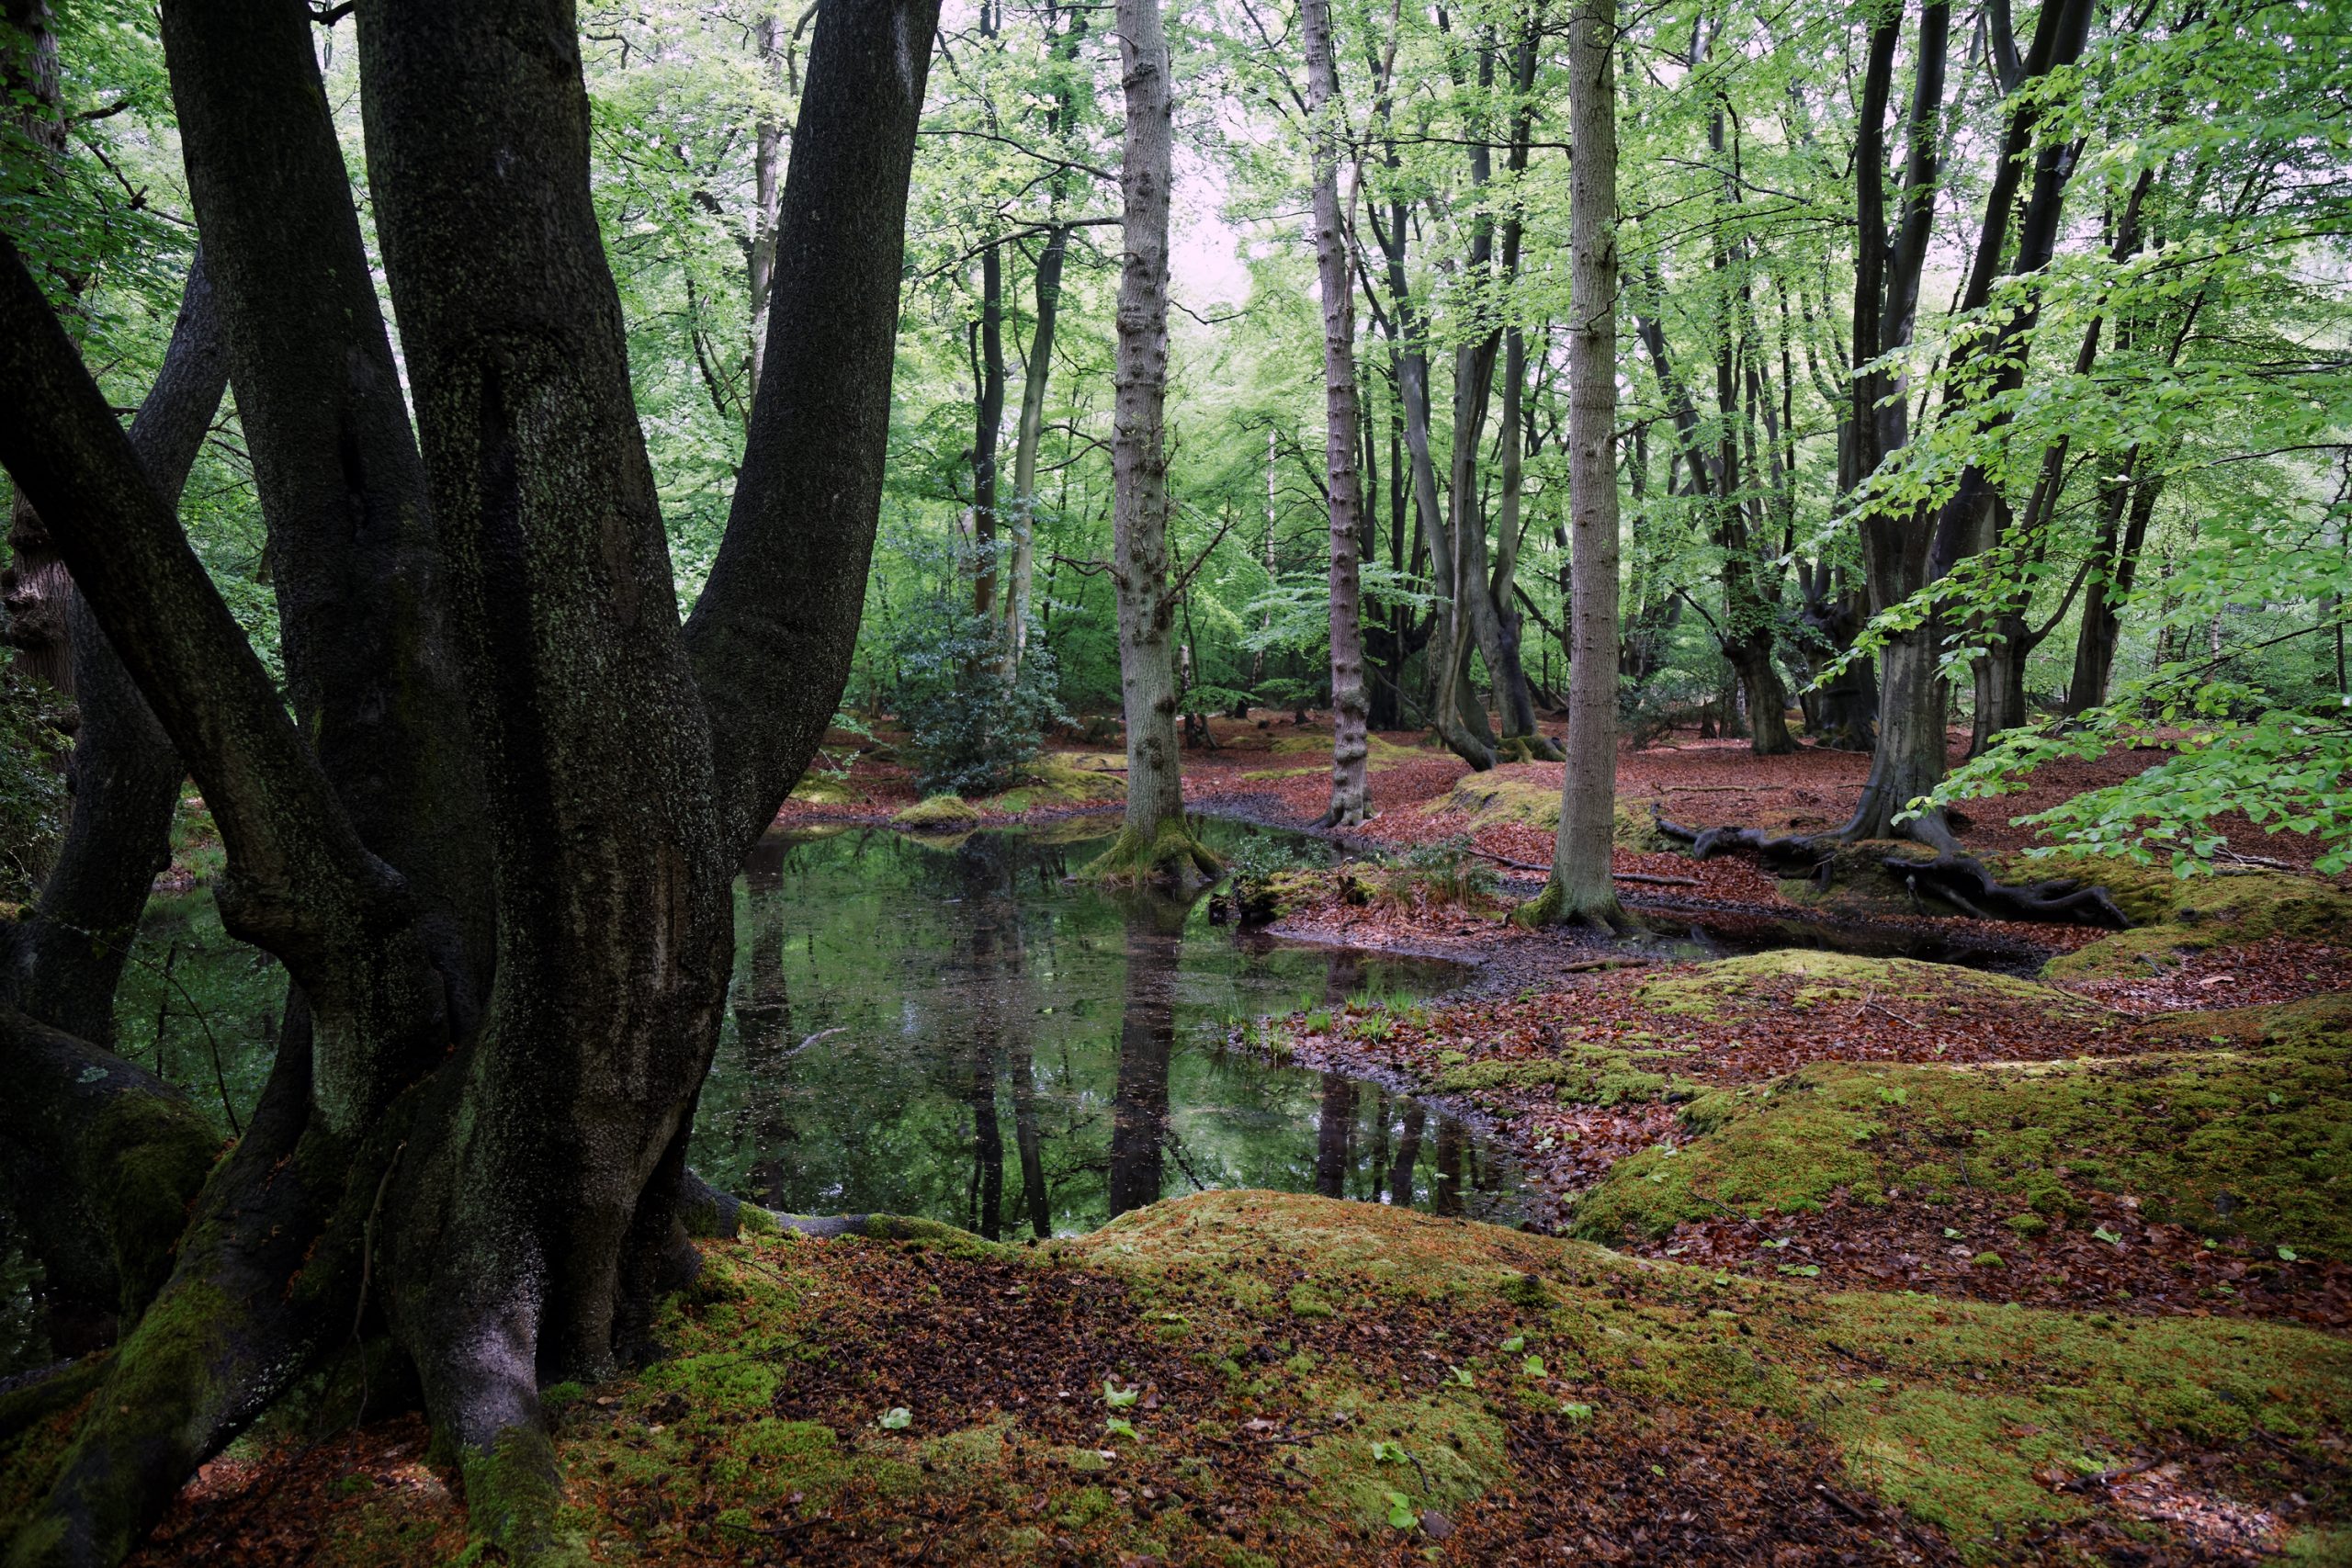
1534, 0, 1625, 930
746, 8, 786, 403
1303, 0, 1370, 827
972, 238, 1006, 617
1091, 0, 1216, 884
1005, 225, 1069, 665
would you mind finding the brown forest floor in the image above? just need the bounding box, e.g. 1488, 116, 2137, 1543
102, 713, 2352, 1565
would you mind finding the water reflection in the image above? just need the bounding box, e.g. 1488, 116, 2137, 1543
694, 823, 1523, 1235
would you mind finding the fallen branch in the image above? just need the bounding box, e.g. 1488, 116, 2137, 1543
1562, 957, 1652, 974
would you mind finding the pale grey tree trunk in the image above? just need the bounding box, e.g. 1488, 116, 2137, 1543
1091, 0, 1215, 884
746, 8, 786, 403
1538, 0, 1625, 929
1302, 0, 1368, 825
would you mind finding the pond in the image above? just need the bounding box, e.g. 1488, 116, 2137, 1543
695, 819, 1521, 1236
94, 818, 1518, 1239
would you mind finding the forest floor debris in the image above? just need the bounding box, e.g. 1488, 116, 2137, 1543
121, 1193, 2352, 1565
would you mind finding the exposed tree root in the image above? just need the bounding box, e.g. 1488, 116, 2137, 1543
1080, 819, 1223, 888
1652, 807, 2130, 929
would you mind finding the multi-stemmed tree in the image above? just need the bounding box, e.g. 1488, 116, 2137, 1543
0, 1, 938, 1561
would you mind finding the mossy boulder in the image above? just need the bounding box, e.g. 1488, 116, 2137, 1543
891, 794, 984, 831
2024, 853, 2352, 980
1573, 998, 2352, 1257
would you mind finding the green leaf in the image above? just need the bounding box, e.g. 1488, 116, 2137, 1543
878, 1407, 912, 1430
2278, 1247, 2299, 1262
2093, 1226, 2124, 1245
1522, 1355, 1547, 1378
1447, 1365, 1475, 1387
1498, 1335, 1525, 1353
1370, 1440, 1408, 1463
1385, 1491, 1417, 1531
1103, 1380, 1139, 1408
1104, 1416, 1140, 1440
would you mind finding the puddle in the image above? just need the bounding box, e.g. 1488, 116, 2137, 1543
694, 820, 1524, 1236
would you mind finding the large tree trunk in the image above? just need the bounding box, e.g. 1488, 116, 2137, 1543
1533, 0, 1625, 930
0, 0, 939, 1557
1847, 0, 2088, 844
1302, 0, 1370, 828
1091, 0, 1216, 885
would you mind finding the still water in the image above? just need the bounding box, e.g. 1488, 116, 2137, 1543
694, 820, 1521, 1236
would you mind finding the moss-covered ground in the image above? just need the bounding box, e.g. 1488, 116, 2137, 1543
114, 1193, 2352, 1565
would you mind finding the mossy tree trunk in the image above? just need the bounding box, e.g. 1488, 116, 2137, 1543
1, 252, 227, 1350
0, 0, 938, 1560
1532, 0, 1627, 931
1091, 0, 1217, 887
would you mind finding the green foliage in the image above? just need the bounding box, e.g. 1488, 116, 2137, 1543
1378, 836, 1498, 909
876, 534, 1064, 798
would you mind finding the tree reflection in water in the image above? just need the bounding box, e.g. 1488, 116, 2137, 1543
695, 825, 1521, 1234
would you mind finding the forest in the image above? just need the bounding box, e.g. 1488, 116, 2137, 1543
0, 0, 2348, 1561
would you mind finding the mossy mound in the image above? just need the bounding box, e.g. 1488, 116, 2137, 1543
1421, 769, 1663, 851
1572, 998, 2352, 1258
1240, 734, 1424, 781
984, 758, 1127, 813
892, 794, 984, 831
2025, 854, 2352, 980
1632, 950, 2114, 1029
110, 1191, 2352, 1564
786, 774, 859, 807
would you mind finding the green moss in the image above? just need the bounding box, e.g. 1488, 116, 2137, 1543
1292, 1388, 1507, 1534
892, 794, 984, 831
458, 1424, 583, 1566
983, 758, 1126, 812
1634, 950, 2110, 1027
1080, 818, 1223, 887
1434, 1047, 1699, 1108
2028, 856, 2352, 980
1574, 1003, 2352, 1256
1424, 770, 1560, 832
787, 776, 858, 807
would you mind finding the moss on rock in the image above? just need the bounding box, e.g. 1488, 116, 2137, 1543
891, 794, 984, 832
983, 758, 1126, 813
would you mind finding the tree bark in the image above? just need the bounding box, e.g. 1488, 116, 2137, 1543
971, 238, 1006, 616
0, 0, 940, 1555
1302, 0, 1370, 828
1091, 0, 1216, 885
1534, 0, 1625, 930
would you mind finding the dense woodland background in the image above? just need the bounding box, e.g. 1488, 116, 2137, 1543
5, 0, 2348, 897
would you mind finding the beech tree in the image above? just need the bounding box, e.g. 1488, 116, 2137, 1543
0, 0, 937, 1562
1088, 0, 1218, 884
1527, 0, 1624, 930
1299, 0, 1370, 829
